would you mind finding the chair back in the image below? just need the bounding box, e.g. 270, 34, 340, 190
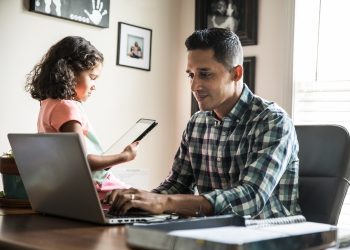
296, 125, 350, 225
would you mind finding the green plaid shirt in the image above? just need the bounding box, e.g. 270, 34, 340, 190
154, 85, 301, 218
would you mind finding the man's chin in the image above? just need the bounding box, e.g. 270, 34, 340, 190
197, 103, 211, 111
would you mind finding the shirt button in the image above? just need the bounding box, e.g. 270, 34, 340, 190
236, 119, 240, 123
217, 157, 221, 162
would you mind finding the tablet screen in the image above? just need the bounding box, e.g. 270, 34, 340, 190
103, 119, 157, 155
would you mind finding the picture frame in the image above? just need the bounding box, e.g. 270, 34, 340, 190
243, 56, 256, 93
29, 0, 110, 28
195, 0, 258, 46
116, 22, 152, 71
190, 57, 256, 115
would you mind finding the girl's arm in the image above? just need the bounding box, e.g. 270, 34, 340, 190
60, 120, 138, 171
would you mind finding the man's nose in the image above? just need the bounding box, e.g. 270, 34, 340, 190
190, 76, 201, 92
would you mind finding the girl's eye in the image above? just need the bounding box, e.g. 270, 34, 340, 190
90, 75, 97, 80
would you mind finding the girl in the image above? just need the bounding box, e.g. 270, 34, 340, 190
25, 36, 137, 199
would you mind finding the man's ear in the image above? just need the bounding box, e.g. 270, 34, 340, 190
231, 65, 243, 82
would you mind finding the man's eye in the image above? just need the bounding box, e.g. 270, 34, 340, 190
199, 72, 212, 79
187, 73, 194, 79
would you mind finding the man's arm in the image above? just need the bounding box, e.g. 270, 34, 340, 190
108, 112, 297, 218
152, 127, 195, 195
108, 188, 213, 216
203, 113, 298, 217
108, 122, 215, 217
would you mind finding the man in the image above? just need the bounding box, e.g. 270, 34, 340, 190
108, 28, 301, 219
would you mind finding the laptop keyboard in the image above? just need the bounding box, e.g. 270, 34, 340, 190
102, 205, 178, 224
104, 211, 152, 223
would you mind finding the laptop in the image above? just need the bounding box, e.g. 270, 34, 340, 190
7, 133, 175, 225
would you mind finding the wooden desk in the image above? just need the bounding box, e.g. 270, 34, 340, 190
1, 208, 345, 250
0, 208, 131, 250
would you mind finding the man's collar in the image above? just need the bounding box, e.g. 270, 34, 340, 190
206, 84, 254, 123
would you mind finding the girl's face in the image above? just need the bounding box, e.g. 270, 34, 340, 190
74, 62, 102, 102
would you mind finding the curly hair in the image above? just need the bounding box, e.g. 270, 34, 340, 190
25, 36, 104, 100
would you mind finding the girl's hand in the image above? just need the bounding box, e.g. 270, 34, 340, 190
121, 141, 139, 162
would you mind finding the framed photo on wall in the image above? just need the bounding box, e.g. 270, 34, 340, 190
195, 0, 258, 46
243, 56, 256, 93
29, 0, 110, 28
116, 22, 152, 71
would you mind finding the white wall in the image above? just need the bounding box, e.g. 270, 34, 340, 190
0, 0, 294, 190
0, 0, 194, 190
244, 0, 295, 114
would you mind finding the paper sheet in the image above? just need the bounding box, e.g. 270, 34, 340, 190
169, 222, 336, 245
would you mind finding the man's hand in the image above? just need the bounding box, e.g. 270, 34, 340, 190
105, 188, 214, 217
106, 188, 167, 215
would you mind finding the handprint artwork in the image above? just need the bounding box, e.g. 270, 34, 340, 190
41, 0, 62, 16
84, 0, 108, 25
31, 0, 110, 28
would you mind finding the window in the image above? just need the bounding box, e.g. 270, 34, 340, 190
293, 0, 350, 227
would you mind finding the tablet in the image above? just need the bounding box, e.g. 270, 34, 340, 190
103, 118, 158, 155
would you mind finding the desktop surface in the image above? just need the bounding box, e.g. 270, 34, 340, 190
0, 208, 131, 250
1, 207, 349, 250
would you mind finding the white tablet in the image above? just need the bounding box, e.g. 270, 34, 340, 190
103, 118, 158, 155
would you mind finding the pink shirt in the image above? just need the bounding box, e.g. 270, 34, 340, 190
38, 99, 88, 134
37, 98, 130, 194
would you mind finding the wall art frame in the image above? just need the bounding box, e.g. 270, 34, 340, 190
116, 22, 152, 71
243, 56, 256, 93
195, 0, 258, 46
29, 0, 110, 28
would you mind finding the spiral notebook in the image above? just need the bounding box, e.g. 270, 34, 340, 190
127, 214, 337, 250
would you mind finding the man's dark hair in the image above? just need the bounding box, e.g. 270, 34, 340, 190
185, 28, 243, 70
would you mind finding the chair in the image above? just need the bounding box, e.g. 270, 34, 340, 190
296, 125, 350, 225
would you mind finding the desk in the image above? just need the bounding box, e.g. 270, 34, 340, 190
1, 208, 350, 250
0, 208, 131, 250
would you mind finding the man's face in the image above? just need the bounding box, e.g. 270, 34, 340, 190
186, 49, 237, 118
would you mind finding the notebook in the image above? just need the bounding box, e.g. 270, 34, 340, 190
127, 214, 337, 250
7, 133, 174, 225
103, 118, 158, 155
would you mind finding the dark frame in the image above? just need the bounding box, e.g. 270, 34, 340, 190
190, 57, 256, 115
116, 22, 152, 71
195, 0, 258, 46
243, 56, 256, 93
29, 0, 110, 28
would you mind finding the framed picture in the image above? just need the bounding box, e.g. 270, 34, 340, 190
29, 0, 110, 28
243, 56, 256, 93
195, 0, 258, 46
116, 22, 152, 71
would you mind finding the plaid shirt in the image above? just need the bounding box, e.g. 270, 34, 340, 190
154, 85, 301, 218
